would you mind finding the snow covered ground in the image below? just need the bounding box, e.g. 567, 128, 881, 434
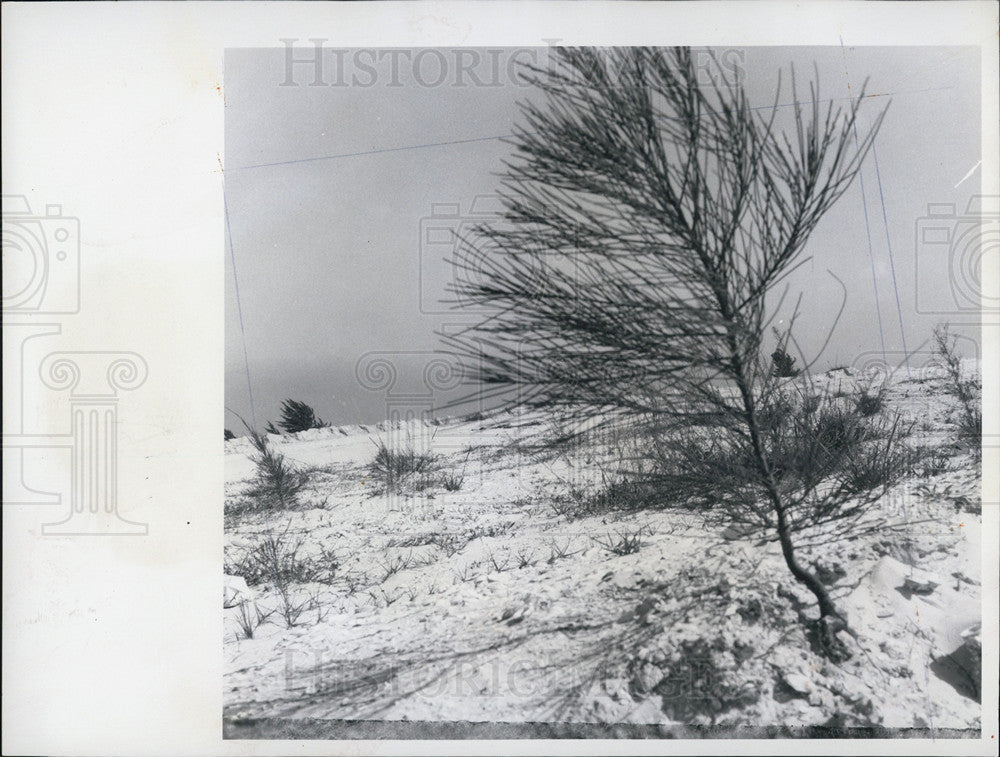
223, 363, 983, 737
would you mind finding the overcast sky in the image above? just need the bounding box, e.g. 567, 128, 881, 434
224, 45, 982, 429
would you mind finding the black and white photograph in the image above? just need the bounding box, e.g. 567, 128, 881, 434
223, 43, 989, 738
2, 2, 997, 755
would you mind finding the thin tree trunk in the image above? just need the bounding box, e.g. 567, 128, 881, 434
727, 340, 840, 621
773, 504, 838, 619
722, 339, 850, 660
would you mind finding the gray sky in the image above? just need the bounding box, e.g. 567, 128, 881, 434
225, 45, 982, 429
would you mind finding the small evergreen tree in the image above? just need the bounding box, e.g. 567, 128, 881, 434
771, 329, 799, 378
279, 399, 328, 434
242, 418, 306, 510
443, 47, 897, 658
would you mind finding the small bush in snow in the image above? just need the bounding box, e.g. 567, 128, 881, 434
234, 600, 271, 640
226, 522, 333, 629
914, 447, 950, 478
279, 399, 329, 434
377, 552, 416, 582
771, 329, 799, 378
546, 539, 577, 563
369, 439, 436, 491
933, 324, 981, 453
439, 451, 471, 492
486, 550, 511, 572
854, 384, 885, 417
657, 390, 912, 515
430, 532, 464, 557
513, 547, 537, 569
244, 422, 308, 510
592, 525, 650, 556
440, 472, 464, 491
582, 473, 661, 517
228, 525, 325, 587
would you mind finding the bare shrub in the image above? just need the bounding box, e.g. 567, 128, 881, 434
913, 447, 950, 478
225, 521, 332, 629
367, 587, 404, 607
452, 563, 478, 583
369, 437, 436, 492
592, 525, 649, 556
854, 381, 886, 417
229, 524, 326, 587
933, 324, 981, 452
486, 550, 511, 572
429, 532, 465, 558
546, 539, 578, 563
653, 390, 914, 526
234, 599, 271, 640
378, 552, 416, 582
549, 467, 664, 520
439, 449, 472, 492
274, 586, 323, 628
514, 547, 537, 569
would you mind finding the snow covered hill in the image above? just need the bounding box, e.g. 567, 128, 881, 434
224, 363, 983, 737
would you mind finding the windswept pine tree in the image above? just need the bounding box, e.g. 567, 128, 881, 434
443, 47, 910, 657
279, 399, 328, 434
